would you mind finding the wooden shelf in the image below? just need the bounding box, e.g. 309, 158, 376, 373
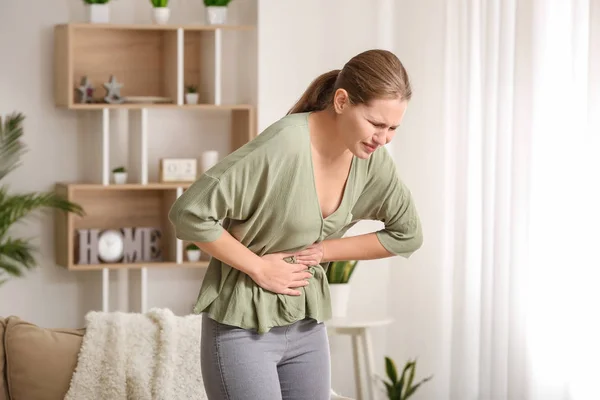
68, 103, 253, 110
57, 182, 193, 191
69, 261, 209, 271
58, 23, 255, 32
54, 22, 255, 109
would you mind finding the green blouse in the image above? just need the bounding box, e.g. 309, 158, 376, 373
168, 112, 423, 333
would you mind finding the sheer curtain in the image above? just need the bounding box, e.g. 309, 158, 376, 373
443, 0, 600, 399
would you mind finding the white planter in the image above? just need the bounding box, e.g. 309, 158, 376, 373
186, 250, 201, 262
206, 6, 228, 25
87, 4, 110, 24
113, 172, 127, 185
185, 93, 199, 104
152, 7, 170, 25
329, 284, 351, 319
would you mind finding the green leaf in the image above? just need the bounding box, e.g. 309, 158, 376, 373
326, 260, 358, 283
150, 0, 168, 7
404, 375, 433, 399
204, 0, 232, 6
407, 360, 416, 393
0, 191, 85, 238
0, 112, 26, 181
0, 237, 37, 279
385, 356, 398, 384
0, 111, 85, 285
397, 361, 413, 398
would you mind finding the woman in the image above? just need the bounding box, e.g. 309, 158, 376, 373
168, 49, 423, 400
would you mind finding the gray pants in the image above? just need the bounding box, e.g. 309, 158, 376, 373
200, 313, 331, 400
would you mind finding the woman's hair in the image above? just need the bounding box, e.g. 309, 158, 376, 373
287, 49, 412, 115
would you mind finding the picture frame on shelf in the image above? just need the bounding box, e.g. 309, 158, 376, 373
159, 158, 197, 183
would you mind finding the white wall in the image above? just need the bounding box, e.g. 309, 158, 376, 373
388, 1, 449, 399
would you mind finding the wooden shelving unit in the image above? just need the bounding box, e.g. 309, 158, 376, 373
54, 23, 255, 108
52, 21, 258, 312
54, 182, 210, 271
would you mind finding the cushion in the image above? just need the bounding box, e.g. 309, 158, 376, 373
0, 318, 8, 400
4, 317, 84, 400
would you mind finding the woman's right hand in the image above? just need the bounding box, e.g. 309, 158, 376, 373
250, 253, 313, 296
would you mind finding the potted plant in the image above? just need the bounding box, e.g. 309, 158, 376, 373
325, 260, 357, 318
0, 112, 85, 285
186, 243, 201, 262
150, 0, 170, 25
204, 0, 233, 25
380, 357, 433, 400
84, 0, 111, 24
185, 85, 199, 105
112, 166, 127, 184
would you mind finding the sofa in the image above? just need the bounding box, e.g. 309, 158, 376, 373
0, 316, 85, 400
1, 315, 354, 400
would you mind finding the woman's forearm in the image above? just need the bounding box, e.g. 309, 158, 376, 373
322, 233, 394, 262
193, 231, 265, 277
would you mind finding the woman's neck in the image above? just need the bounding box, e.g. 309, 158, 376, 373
308, 109, 352, 163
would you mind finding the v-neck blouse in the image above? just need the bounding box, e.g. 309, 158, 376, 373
168, 112, 423, 333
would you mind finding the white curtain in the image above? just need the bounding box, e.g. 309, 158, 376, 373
443, 0, 600, 399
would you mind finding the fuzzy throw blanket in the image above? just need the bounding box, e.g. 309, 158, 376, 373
64, 308, 206, 400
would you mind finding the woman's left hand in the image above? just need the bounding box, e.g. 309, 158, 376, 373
293, 242, 325, 266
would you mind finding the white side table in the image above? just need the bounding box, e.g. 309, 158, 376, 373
326, 318, 393, 400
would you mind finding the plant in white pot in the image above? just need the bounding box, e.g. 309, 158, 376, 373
186, 243, 201, 262
84, 0, 111, 24
185, 85, 199, 104
325, 260, 358, 319
150, 0, 170, 25
112, 166, 127, 184
204, 0, 233, 25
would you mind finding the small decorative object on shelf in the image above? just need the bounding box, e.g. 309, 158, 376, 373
326, 260, 358, 318
186, 243, 201, 262
76, 76, 95, 104
201, 150, 219, 173
204, 0, 232, 25
103, 75, 124, 104
185, 85, 199, 104
76, 227, 163, 265
112, 166, 127, 184
84, 0, 111, 24
159, 158, 197, 183
150, 0, 170, 25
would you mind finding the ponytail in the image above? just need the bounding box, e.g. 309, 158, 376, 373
287, 69, 341, 115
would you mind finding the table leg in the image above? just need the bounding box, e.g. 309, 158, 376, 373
351, 334, 363, 400
361, 329, 377, 400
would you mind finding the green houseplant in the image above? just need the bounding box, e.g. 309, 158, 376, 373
150, 0, 170, 25
326, 260, 357, 318
204, 0, 233, 25
185, 85, 199, 105
381, 356, 433, 400
185, 243, 201, 262
111, 166, 127, 184
83, 0, 111, 23
0, 112, 84, 285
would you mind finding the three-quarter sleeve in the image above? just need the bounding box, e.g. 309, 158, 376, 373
167, 174, 231, 243
358, 148, 423, 258
374, 176, 423, 258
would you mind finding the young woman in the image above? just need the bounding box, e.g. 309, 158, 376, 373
168, 49, 423, 400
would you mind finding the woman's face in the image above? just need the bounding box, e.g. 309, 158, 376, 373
334, 90, 408, 159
